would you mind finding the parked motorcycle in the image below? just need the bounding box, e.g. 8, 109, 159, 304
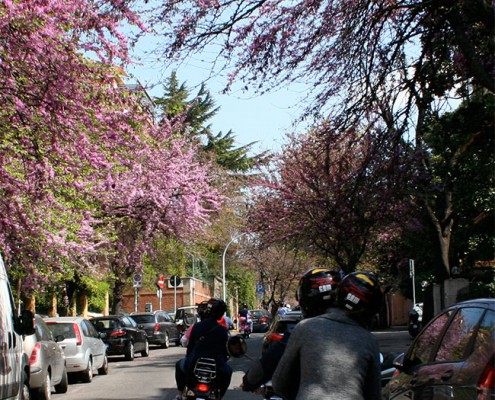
182, 335, 247, 400
239, 316, 252, 338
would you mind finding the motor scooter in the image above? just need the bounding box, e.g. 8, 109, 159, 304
256, 351, 401, 399
182, 335, 247, 400
239, 316, 252, 338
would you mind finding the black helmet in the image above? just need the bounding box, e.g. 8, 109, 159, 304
205, 298, 227, 320
337, 271, 383, 324
197, 300, 209, 319
296, 267, 341, 318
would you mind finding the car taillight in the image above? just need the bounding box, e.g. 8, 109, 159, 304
196, 383, 210, 392
260, 317, 267, 323
73, 323, 82, 346
154, 323, 160, 332
477, 360, 495, 400
110, 329, 126, 337
29, 342, 40, 365
268, 333, 284, 342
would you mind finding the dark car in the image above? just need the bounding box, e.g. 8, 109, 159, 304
383, 298, 495, 400
250, 309, 273, 333
90, 315, 149, 361
262, 310, 303, 353
24, 315, 68, 399
129, 311, 180, 348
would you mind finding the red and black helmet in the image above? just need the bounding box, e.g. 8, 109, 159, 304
296, 267, 342, 318
205, 298, 227, 320
337, 271, 383, 321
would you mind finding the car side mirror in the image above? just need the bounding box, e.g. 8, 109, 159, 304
14, 309, 35, 336
392, 353, 406, 370
227, 335, 247, 358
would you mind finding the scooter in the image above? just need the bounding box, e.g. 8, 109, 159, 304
182, 335, 247, 400
239, 317, 252, 338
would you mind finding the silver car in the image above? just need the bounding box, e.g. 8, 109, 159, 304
44, 316, 108, 383
23, 315, 67, 400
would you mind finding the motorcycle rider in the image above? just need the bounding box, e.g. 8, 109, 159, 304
272, 271, 383, 400
175, 298, 232, 399
241, 267, 341, 393
238, 303, 253, 333
180, 300, 209, 347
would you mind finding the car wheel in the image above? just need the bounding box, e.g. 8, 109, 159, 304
161, 332, 170, 349
141, 340, 149, 357
54, 367, 68, 394
33, 370, 51, 400
82, 357, 93, 383
97, 355, 109, 375
124, 341, 134, 361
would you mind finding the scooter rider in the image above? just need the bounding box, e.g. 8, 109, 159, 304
238, 303, 253, 333
272, 271, 383, 400
175, 298, 232, 400
241, 267, 341, 393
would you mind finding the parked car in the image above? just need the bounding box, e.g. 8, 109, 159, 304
250, 309, 273, 333
23, 315, 68, 399
90, 315, 149, 360
0, 253, 35, 400
262, 310, 303, 353
45, 316, 108, 383
383, 298, 495, 400
129, 311, 180, 348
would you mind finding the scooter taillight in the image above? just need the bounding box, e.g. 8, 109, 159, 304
196, 383, 210, 392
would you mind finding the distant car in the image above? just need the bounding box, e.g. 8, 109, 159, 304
129, 311, 180, 348
90, 315, 149, 361
45, 316, 108, 383
383, 298, 495, 400
262, 310, 303, 353
24, 315, 68, 399
250, 309, 272, 333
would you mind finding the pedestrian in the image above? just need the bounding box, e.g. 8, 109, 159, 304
241, 268, 341, 393
272, 271, 383, 400
175, 298, 232, 400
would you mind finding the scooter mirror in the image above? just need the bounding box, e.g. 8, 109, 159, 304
227, 334, 247, 358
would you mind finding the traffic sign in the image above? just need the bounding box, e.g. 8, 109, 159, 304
169, 275, 181, 287
133, 274, 142, 288
256, 284, 265, 293
157, 275, 165, 288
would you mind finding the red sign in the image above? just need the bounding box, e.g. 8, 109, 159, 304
157, 275, 165, 288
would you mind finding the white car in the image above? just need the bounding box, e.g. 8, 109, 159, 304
44, 316, 108, 382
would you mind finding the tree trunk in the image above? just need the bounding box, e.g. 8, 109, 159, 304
79, 292, 88, 317
24, 294, 36, 314
47, 292, 57, 317
112, 280, 125, 315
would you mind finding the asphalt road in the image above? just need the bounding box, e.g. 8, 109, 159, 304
58, 328, 412, 400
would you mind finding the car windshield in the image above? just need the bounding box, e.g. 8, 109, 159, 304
276, 321, 299, 334
251, 310, 266, 318
92, 319, 117, 330
130, 315, 154, 324
47, 323, 76, 339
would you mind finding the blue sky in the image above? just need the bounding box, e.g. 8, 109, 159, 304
125, 39, 310, 155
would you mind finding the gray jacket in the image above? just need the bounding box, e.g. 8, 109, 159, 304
272, 307, 381, 400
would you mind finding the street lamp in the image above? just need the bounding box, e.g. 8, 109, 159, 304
222, 233, 245, 302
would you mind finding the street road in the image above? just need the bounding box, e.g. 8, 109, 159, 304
59, 329, 412, 400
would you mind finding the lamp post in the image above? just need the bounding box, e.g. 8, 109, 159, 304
222, 233, 245, 302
